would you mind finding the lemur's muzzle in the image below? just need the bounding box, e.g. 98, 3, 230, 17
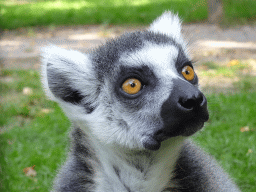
143, 78, 209, 151
159, 78, 209, 138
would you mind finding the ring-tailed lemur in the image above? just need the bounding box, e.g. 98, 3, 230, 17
41, 11, 240, 192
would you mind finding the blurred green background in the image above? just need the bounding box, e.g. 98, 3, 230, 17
0, 0, 256, 30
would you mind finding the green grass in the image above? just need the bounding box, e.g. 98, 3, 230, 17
0, 0, 208, 30
0, 70, 70, 191
193, 92, 256, 191
1, 69, 256, 191
1, 0, 256, 30
224, 0, 256, 25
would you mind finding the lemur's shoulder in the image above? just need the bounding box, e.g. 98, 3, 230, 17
172, 140, 240, 192
52, 127, 95, 192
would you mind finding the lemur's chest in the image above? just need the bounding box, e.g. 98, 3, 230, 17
91, 138, 184, 192
94, 165, 176, 192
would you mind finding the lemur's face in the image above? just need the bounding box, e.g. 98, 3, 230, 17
42, 12, 209, 151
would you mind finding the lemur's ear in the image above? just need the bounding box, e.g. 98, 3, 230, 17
149, 11, 182, 42
41, 46, 99, 110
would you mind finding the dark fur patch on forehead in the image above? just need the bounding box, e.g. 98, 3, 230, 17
91, 31, 180, 81
143, 31, 178, 46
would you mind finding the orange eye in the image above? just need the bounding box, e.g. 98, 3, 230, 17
182, 66, 195, 81
122, 78, 142, 95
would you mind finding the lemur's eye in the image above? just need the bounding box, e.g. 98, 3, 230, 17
122, 78, 142, 94
182, 66, 195, 81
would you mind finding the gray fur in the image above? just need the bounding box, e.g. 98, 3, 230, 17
41, 11, 240, 192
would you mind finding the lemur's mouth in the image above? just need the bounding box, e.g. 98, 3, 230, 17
143, 116, 207, 151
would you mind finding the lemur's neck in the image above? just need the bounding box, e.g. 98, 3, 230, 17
89, 135, 185, 192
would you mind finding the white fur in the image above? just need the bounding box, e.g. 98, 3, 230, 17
41, 46, 92, 100
91, 136, 185, 192
119, 43, 179, 78
149, 11, 189, 57
149, 11, 182, 43
41, 45, 100, 122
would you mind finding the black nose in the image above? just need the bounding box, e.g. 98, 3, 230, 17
160, 79, 209, 137
178, 91, 204, 111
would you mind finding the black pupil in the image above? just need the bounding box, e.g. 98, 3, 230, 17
185, 70, 190, 75
130, 83, 136, 87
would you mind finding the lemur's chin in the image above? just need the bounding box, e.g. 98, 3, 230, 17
143, 136, 162, 151
181, 121, 206, 136
143, 119, 207, 151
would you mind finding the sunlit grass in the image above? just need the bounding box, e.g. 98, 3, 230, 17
31, 1, 94, 10
1, 0, 255, 30
0, 0, 208, 29
200, 60, 254, 78
224, 0, 256, 25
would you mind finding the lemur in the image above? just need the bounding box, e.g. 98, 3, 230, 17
41, 11, 240, 192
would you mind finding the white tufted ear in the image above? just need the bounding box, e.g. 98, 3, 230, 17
41, 45, 99, 114
149, 11, 182, 42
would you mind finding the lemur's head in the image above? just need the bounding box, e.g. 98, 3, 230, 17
42, 12, 209, 151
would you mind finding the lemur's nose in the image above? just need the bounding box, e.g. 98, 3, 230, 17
159, 78, 209, 138
178, 91, 205, 111
161, 78, 208, 119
